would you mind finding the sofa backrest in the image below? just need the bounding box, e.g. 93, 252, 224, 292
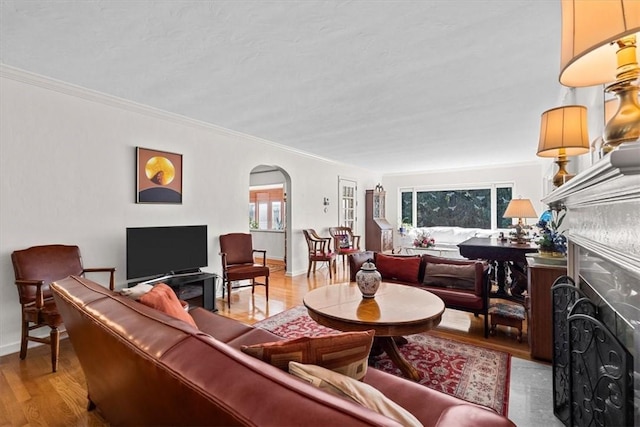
51, 276, 403, 427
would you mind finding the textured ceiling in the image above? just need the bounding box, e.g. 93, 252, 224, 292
0, 0, 565, 174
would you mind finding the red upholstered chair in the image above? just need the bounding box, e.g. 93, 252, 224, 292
11, 244, 115, 372
303, 229, 337, 279
329, 226, 361, 270
219, 233, 269, 308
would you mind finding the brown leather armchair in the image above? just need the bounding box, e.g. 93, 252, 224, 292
11, 244, 115, 372
219, 233, 269, 308
329, 226, 361, 270
303, 229, 336, 279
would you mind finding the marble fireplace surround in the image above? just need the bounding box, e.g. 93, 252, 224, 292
542, 142, 640, 425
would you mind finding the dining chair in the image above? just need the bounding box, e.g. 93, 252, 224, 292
11, 244, 115, 372
329, 226, 362, 271
219, 233, 269, 308
303, 229, 336, 279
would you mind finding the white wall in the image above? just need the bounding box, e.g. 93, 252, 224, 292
0, 67, 381, 356
382, 162, 546, 247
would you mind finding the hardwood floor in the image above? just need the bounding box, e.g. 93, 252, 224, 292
0, 261, 538, 426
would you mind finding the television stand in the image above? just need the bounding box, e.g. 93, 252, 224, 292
142, 272, 219, 312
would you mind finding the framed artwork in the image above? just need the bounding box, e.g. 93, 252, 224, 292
136, 147, 183, 204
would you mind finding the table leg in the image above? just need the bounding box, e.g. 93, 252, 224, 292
377, 336, 420, 381
495, 260, 508, 296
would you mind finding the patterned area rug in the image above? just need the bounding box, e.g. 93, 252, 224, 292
254, 305, 511, 416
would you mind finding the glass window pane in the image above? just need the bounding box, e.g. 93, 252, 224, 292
496, 187, 513, 228
271, 202, 282, 230
258, 202, 268, 229
416, 189, 490, 228
249, 203, 257, 229
401, 191, 413, 226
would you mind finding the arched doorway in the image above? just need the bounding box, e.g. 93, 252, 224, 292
249, 165, 292, 275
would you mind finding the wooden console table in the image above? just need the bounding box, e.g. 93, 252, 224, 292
458, 237, 538, 301
527, 258, 566, 361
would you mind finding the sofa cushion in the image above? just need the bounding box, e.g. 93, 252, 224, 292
138, 283, 197, 327
423, 263, 476, 290
289, 362, 423, 427
241, 330, 374, 380
375, 254, 421, 284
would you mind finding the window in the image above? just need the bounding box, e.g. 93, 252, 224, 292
249, 185, 284, 230
400, 185, 512, 229
338, 177, 357, 230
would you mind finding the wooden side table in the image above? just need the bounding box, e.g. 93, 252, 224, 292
303, 282, 445, 381
527, 258, 566, 361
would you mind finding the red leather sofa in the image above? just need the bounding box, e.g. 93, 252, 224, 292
50, 275, 513, 427
350, 251, 491, 337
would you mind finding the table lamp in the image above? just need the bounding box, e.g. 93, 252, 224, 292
503, 198, 538, 244
537, 105, 590, 187
559, 0, 640, 152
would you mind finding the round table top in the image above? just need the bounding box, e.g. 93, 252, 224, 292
303, 282, 445, 337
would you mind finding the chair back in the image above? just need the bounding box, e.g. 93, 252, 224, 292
12, 244, 83, 304
329, 227, 355, 249
303, 229, 324, 255
219, 233, 255, 265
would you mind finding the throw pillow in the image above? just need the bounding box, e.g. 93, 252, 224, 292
339, 235, 351, 249
241, 329, 374, 380
119, 283, 154, 300
375, 254, 421, 283
423, 262, 476, 290
138, 283, 197, 328
289, 362, 423, 427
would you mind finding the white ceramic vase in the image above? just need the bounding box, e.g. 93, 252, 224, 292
355, 260, 382, 298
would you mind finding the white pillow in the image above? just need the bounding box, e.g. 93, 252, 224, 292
289, 362, 423, 427
120, 283, 154, 300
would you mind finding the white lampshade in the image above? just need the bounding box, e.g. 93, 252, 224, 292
537, 105, 590, 158
503, 199, 538, 220
560, 0, 640, 87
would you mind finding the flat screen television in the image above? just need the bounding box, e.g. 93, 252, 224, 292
126, 225, 208, 280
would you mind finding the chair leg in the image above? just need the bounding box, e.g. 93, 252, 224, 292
328, 260, 333, 279
307, 260, 312, 277
484, 314, 489, 338
252, 279, 256, 294
50, 327, 60, 373
20, 320, 29, 360
265, 276, 269, 301
227, 280, 232, 309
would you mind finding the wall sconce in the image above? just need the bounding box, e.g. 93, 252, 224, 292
323, 197, 330, 213
559, 0, 640, 153
537, 105, 590, 187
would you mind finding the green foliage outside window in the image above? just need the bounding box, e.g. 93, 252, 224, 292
417, 190, 491, 228
401, 186, 512, 229
401, 191, 413, 226
496, 187, 513, 228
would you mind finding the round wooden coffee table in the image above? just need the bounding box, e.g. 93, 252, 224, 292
303, 282, 445, 381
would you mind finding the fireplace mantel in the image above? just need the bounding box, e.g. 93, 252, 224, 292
542, 142, 640, 426
542, 142, 640, 281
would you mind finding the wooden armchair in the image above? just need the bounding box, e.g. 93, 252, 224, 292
219, 233, 269, 308
11, 244, 115, 372
329, 226, 361, 270
303, 229, 336, 279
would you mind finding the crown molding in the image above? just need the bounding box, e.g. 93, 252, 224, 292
0, 63, 348, 168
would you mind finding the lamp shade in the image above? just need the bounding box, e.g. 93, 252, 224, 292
537, 105, 590, 158
560, 0, 640, 87
503, 199, 537, 219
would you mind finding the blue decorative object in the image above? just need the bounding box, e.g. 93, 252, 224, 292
536, 209, 567, 255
